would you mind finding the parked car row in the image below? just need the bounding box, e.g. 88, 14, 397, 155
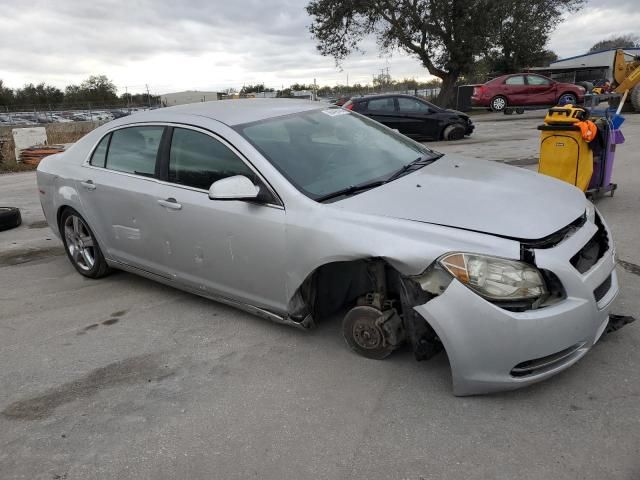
0, 108, 143, 126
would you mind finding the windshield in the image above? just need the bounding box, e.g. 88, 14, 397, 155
236, 108, 439, 200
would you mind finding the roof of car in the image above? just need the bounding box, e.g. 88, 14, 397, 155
118, 98, 325, 127
351, 93, 422, 101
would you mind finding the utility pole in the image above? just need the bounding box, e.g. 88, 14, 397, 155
145, 84, 151, 107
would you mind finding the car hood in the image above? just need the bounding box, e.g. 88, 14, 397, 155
445, 108, 470, 119
333, 156, 586, 240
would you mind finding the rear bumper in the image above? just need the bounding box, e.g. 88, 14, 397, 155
414, 213, 619, 396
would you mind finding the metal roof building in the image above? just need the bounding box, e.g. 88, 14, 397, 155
160, 90, 220, 106
529, 48, 640, 84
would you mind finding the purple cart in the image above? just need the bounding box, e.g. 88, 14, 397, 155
587, 120, 624, 199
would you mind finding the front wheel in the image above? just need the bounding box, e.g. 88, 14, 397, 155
342, 306, 394, 360
442, 123, 466, 141
490, 96, 507, 112
60, 209, 111, 278
559, 93, 577, 105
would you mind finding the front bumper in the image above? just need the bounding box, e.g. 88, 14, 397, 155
415, 214, 619, 396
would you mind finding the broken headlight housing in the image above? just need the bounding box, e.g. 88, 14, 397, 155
438, 252, 547, 301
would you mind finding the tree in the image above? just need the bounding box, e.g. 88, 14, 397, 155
240, 83, 275, 94
79, 75, 118, 103
589, 35, 639, 53
307, 0, 583, 106
14, 83, 63, 106
0, 80, 14, 106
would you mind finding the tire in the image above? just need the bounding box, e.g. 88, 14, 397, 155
342, 306, 393, 360
515, 107, 525, 114
558, 92, 577, 105
0, 207, 22, 232
631, 85, 640, 113
443, 124, 466, 141
59, 208, 110, 278
504, 108, 514, 115
490, 96, 507, 112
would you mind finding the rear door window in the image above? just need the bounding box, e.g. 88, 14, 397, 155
527, 75, 551, 85
366, 97, 396, 112
105, 126, 164, 176
505, 76, 525, 85
168, 128, 255, 190
397, 97, 432, 113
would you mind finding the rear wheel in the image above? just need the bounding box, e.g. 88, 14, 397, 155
515, 107, 525, 114
60, 209, 110, 278
490, 96, 507, 112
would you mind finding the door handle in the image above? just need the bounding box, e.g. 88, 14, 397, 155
80, 180, 96, 191
157, 197, 182, 210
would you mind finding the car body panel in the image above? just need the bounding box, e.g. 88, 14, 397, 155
36, 99, 618, 396
334, 156, 586, 240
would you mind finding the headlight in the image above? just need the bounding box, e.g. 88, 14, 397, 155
438, 252, 547, 301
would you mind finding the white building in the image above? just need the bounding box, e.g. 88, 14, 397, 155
160, 91, 220, 106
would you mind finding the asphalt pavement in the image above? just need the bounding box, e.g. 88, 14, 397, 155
0, 110, 638, 480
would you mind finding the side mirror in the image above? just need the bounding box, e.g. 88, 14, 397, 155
208, 175, 260, 200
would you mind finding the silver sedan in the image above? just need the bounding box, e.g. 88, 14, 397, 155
36, 99, 619, 395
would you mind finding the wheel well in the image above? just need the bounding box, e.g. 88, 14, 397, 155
56, 205, 72, 231
558, 91, 577, 101
289, 258, 442, 360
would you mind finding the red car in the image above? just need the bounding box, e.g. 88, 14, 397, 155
471, 73, 586, 112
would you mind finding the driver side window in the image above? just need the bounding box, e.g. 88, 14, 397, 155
168, 128, 255, 190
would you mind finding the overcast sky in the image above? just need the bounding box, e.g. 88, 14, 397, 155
0, 0, 638, 95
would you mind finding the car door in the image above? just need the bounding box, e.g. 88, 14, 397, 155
153, 125, 288, 313
364, 97, 402, 131
79, 125, 170, 277
503, 75, 528, 105
395, 96, 440, 139
526, 75, 556, 105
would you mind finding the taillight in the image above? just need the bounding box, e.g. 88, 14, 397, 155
473, 86, 484, 96
344, 103, 354, 110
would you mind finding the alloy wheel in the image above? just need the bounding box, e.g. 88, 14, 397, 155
63, 214, 96, 271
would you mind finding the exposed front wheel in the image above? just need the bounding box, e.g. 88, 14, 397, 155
342, 306, 394, 360
443, 124, 466, 141
490, 96, 507, 112
60, 209, 110, 278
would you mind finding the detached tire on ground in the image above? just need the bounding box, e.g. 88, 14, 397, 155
443, 124, 466, 141
631, 85, 640, 113
0, 207, 22, 232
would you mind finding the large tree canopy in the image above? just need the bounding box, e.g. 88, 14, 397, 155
589, 34, 639, 53
307, 0, 583, 106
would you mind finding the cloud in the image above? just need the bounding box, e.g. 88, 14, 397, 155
0, 0, 636, 94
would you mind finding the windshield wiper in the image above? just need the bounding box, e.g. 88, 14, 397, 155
317, 180, 387, 203
316, 152, 443, 203
385, 153, 444, 183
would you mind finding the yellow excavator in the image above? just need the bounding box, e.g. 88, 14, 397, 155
591, 49, 640, 112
